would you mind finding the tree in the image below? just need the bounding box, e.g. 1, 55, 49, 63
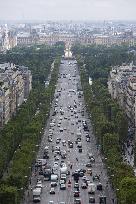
119, 177, 136, 204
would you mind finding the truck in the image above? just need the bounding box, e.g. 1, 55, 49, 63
33, 188, 41, 202
88, 183, 96, 194
43, 166, 51, 181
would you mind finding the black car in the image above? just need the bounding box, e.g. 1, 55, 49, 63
78, 171, 84, 177
97, 183, 103, 191
99, 196, 106, 204
79, 148, 82, 153
74, 191, 80, 197
89, 197, 95, 203
74, 198, 81, 204
86, 163, 92, 167
43, 154, 49, 159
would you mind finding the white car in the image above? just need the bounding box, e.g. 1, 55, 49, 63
56, 138, 60, 144
48, 201, 54, 204
60, 179, 65, 185
50, 187, 55, 194
60, 183, 66, 190
53, 162, 59, 168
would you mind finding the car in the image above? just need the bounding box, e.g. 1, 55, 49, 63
71, 132, 74, 135
69, 142, 73, 148
62, 140, 66, 146
60, 161, 66, 167
53, 161, 59, 166
60, 183, 66, 190
59, 128, 63, 132
51, 182, 57, 187
86, 163, 92, 167
61, 154, 66, 159
48, 137, 53, 142
89, 197, 95, 203
74, 182, 79, 188
67, 180, 72, 187
86, 179, 91, 186
56, 139, 60, 144
82, 176, 87, 181
60, 179, 65, 185
39, 169, 43, 175
90, 157, 95, 163
48, 201, 54, 204
87, 168, 92, 175
88, 153, 93, 159
43, 154, 49, 159
81, 182, 87, 189
36, 182, 42, 191
79, 170, 84, 177
74, 191, 80, 197
93, 175, 100, 181
59, 202, 66, 204
79, 148, 82, 153
99, 196, 106, 204
86, 137, 90, 142
74, 198, 81, 204
60, 174, 67, 181
80, 169, 86, 173
67, 170, 70, 176
97, 183, 103, 190
50, 188, 55, 194
55, 156, 60, 161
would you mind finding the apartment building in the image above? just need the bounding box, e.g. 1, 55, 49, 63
0, 63, 32, 127
108, 63, 136, 127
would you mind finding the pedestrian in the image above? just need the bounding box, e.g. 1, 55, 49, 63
112, 198, 115, 203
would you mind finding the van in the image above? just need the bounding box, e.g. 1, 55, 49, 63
88, 183, 96, 194
51, 174, 58, 182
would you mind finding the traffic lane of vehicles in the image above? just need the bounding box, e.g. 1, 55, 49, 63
33, 61, 108, 204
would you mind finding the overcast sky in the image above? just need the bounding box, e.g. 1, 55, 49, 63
0, 0, 136, 21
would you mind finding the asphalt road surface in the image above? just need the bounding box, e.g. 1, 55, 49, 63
24, 59, 115, 204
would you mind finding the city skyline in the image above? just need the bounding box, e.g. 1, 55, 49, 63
0, 0, 136, 21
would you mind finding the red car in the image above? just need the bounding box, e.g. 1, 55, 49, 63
74, 191, 80, 197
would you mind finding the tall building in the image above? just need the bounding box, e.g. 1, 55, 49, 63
0, 63, 32, 127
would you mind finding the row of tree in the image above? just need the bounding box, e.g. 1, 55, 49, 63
0, 43, 64, 204
72, 44, 136, 203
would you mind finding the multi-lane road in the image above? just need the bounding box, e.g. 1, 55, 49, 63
25, 59, 115, 204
